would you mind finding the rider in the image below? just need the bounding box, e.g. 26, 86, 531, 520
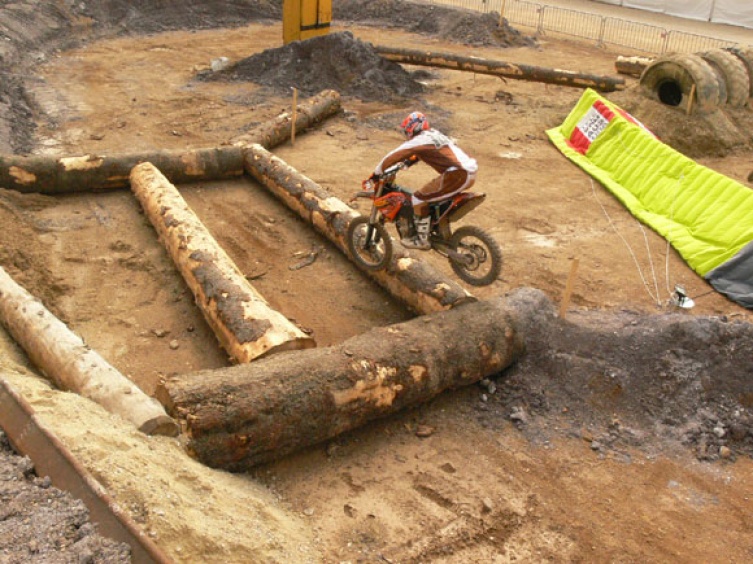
371, 111, 478, 250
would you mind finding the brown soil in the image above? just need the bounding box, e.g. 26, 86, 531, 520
1, 1, 753, 562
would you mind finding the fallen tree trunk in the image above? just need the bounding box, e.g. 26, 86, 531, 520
615, 55, 653, 78
0, 146, 244, 194
0, 89, 341, 194
376, 46, 626, 92
231, 88, 341, 148
0, 266, 178, 436
242, 144, 476, 315
130, 162, 316, 363
161, 292, 534, 470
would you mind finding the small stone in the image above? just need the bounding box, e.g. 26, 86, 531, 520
152, 329, 169, 338
415, 425, 435, 438
719, 446, 732, 459
590, 441, 602, 451
169, 339, 180, 350
303, 507, 315, 516
729, 423, 747, 441
439, 462, 456, 474
713, 425, 726, 438
481, 498, 494, 514
510, 406, 528, 424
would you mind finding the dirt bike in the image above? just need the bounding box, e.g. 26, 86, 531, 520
346, 159, 502, 287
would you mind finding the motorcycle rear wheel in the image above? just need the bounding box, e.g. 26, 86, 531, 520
346, 216, 393, 271
448, 225, 502, 286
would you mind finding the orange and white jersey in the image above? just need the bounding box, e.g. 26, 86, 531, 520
374, 129, 478, 176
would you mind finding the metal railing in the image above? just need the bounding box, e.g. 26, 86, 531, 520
424, 0, 739, 54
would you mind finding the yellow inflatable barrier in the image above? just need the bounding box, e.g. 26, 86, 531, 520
547, 88, 753, 308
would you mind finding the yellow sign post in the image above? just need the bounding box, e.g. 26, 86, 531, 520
283, 0, 332, 44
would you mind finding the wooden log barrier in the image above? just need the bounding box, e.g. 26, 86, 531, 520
0, 146, 245, 194
242, 144, 476, 315
130, 162, 316, 363
230, 88, 341, 148
0, 266, 178, 436
162, 291, 532, 471
0, 89, 341, 195
375, 46, 626, 92
615, 55, 653, 78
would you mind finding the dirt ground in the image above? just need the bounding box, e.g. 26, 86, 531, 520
1, 1, 753, 562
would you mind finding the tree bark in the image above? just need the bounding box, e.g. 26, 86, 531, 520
0, 89, 341, 194
0, 146, 245, 194
242, 144, 476, 315
615, 55, 653, 78
161, 294, 528, 471
0, 266, 178, 436
231, 88, 341, 148
130, 162, 316, 363
376, 46, 626, 92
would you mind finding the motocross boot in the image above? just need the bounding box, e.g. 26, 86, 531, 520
401, 215, 431, 250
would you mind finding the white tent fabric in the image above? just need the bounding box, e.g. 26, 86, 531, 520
712, 0, 753, 29
622, 0, 664, 13
591, 0, 753, 29
665, 0, 712, 22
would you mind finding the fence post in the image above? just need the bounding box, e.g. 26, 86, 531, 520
661, 29, 670, 54
537, 5, 545, 35
597, 16, 606, 48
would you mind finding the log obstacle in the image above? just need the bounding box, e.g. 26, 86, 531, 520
160, 290, 536, 471
130, 162, 316, 363
231, 88, 341, 148
0, 146, 244, 194
615, 55, 653, 78
0, 89, 341, 194
242, 144, 476, 315
375, 46, 626, 92
0, 266, 178, 436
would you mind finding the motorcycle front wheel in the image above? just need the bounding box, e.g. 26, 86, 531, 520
346, 216, 393, 271
448, 225, 502, 286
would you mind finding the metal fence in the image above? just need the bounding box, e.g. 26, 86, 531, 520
424, 0, 739, 54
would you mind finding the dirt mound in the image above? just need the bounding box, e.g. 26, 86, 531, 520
335, 0, 537, 47
204, 30, 425, 102
612, 87, 753, 158
483, 289, 753, 462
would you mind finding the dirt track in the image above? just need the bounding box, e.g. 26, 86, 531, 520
1, 1, 753, 562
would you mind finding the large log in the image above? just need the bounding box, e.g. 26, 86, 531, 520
162, 292, 533, 470
130, 162, 316, 363
242, 144, 476, 315
615, 55, 653, 78
0, 266, 178, 436
375, 46, 626, 92
231, 88, 341, 148
0, 146, 244, 194
0, 89, 341, 194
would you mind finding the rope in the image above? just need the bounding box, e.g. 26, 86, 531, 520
590, 179, 662, 307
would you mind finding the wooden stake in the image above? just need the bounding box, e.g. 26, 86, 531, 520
686, 84, 696, 115
291, 87, 298, 145
559, 258, 579, 318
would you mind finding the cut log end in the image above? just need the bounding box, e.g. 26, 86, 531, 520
138, 415, 181, 437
